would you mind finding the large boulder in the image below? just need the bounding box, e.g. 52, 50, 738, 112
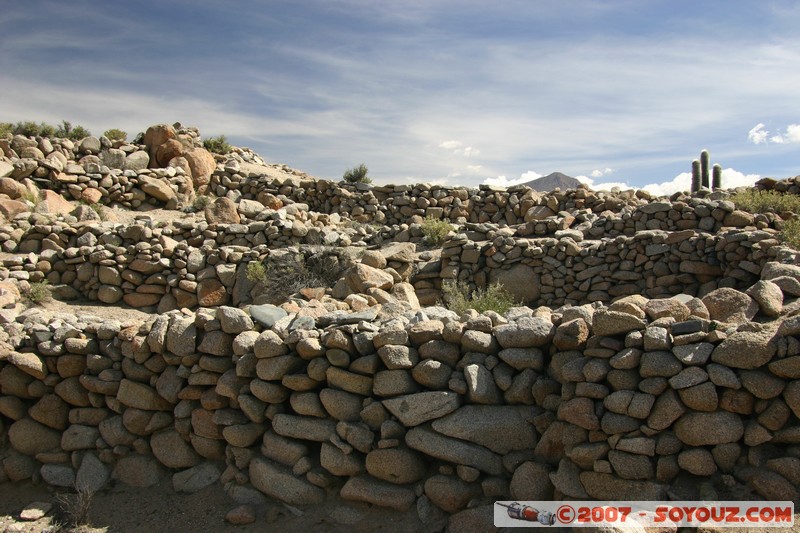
184, 148, 216, 190
702, 288, 758, 325
143, 124, 176, 162
488, 263, 539, 304
204, 197, 240, 224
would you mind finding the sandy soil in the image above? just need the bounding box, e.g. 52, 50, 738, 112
0, 480, 437, 533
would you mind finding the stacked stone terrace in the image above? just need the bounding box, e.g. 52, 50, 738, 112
1, 123, 800, 527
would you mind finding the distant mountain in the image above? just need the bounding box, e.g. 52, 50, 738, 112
523, 172, 582, 192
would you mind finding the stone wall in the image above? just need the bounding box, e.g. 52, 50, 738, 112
0, 209, 793, 314
2, 278, 800, 513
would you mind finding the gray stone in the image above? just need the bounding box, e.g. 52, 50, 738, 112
112, 455, 163, 487
464, 364, 501, 404
510, 461, 554, 500
711, 326, 778, 369
678, 448, 717, 476
249, 304, 287, 327
40, 464, 75, 488
340, 475, 416, 511
557, 397, 600, 430
549, 458, 589, 498
702, 288, 758, 325
425, 474, 480, 513
579, 472, 667, 500
382, 391, 460, 427
272, 414, 336, 441
592, 309, 646, 336
497, 347, 544, 371
609, 450, 654, 479
494, 317, 554, 348
746, 280, 783, 317
674, 411, 744, 446
405, 426, 503, 475
8, 418, 62, 456
250, 457, 325, 505
668, 367, 708, 389
431, 405, 537, 454
151, 429, 201, 468
75, 452, 109, 492
217, 306, 254, 334
166, 316, 196, 356
672, 342, 714, 365
365, 447, 427, 484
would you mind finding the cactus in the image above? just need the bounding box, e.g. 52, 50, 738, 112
691, 159, 701, 193
700, 149, 710, 189
712, 164, 722, 190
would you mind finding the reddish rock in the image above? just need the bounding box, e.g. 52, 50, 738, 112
184, 148, 216, 190
197, 278, 229, 306
204, 197, 240, 224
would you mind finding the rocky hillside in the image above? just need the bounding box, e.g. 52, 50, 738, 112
1, 122, 800, 530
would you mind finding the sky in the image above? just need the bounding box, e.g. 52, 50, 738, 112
2, 1, 800, 194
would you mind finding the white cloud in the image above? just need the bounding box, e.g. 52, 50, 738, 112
576, 174, 630, 192
438, 140, 462, 150
748, 123, 769, 144
459, 146, 480, 157
770, 123, 800, 144
591, 167, 615, 178
749, 123, 800, 145
484, 173, 537, 188
642, 168, 761, 196
467, 165, 483, 172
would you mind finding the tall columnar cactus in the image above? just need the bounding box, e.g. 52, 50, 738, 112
712, 164, 722, 190
691, 159, 701, 193
700, 149, 710, 189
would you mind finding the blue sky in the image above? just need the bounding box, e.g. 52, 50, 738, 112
2, 1, 800, 192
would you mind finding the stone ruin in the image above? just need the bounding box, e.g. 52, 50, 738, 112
1, 123, 800, 529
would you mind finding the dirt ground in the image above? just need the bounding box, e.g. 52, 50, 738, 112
0, 479, 437, 533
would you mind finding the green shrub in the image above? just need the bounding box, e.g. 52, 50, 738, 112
246, 261, 267, 284
343, 163, 371, 184
103, 128, 127, 141
183, 194, 212, 213
441, 280, 517, 316
421, 216, 453, 246
0, 122, 12, 137
780, 218, 800, 250
731, 190, 800, 214
203, 135, 232, 154
25, 281, 51, 304
55, 120, 91, 141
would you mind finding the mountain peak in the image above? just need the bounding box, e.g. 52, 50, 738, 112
522, 172, 582, 192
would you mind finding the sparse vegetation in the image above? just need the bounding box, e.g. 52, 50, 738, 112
780, 218, 800, 250
731, 189, 800, 214
441, 280, 517, 316
57, 121, 92, 141
343, 163, 372, 184
420, 216, 453, 246
88, 202, 107, 221
103, 128, 127, 141
20, 184, 41, 206
183, 194, 212, 213
50, 489, 94, 532
25, 280, 51, 305
245, 261, 268, 285
203, 135, 232, 154
0, 120, 92, 140
250, 251, 345, 304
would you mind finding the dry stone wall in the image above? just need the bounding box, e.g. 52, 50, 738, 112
2, 279, 800, 513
